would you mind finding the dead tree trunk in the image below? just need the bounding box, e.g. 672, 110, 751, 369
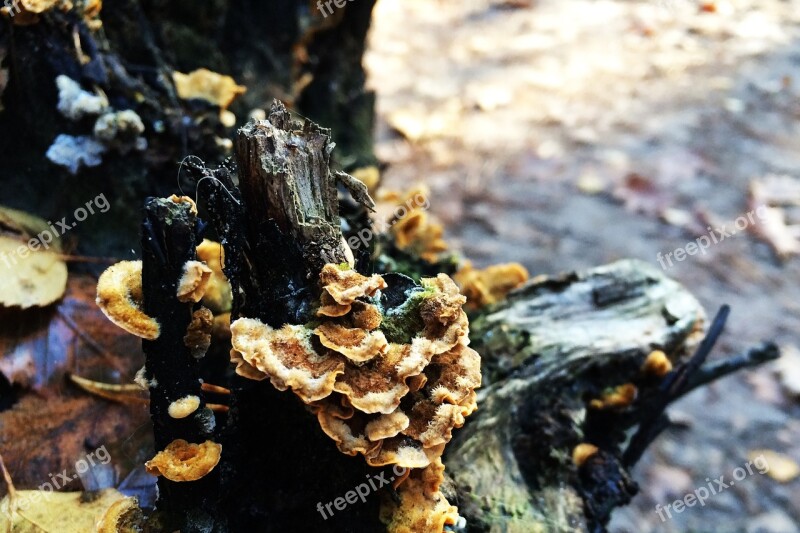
1, 3, 781, 532
445, 260, 778, 532
138, 104, 778, 532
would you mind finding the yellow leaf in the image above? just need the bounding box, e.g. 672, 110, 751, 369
748, 449, 800, 483
0, 488, 126, 532
0, 206, 67, 309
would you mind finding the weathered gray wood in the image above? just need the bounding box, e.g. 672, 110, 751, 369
446, 259, 707, 532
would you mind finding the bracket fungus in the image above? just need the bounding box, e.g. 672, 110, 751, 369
96, 496, 145, 533
453, 261, 530, 310
95, 260, 160, 340
176, 260, 213, 303
230, 264, 481, 531
196, 239, 233, 314
145, 439, 222, 482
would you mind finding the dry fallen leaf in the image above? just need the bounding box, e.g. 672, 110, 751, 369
748, 449, 800, 483
0, 275, 140, 390
0, 488, 127, 532
0, 236, 67, 309
0, 206, 66, 309
0, 275, 150, 489
0, 394, 151, 491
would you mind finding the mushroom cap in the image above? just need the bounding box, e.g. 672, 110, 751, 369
641, 349, 673, 377
95, 496, 144, 533
168, 395, 201, 419
230, 319, 345, 403
590, 383, 638, 410
572, 443, 600, 467
196, 239, 233, 313
315, 322, 389, 364
172, 68, 246, 110
319, 264, 387, 306
177, 260, 213, 303
454, 260, 529, 309
145, 439, 221, 482
380, 456, 459, 533
20, 0, 60, 14
95, 260, 160, 340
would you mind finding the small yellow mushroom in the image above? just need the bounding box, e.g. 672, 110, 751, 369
145, 439, 221, 482
177, 260, 213, 303
96, 260, 160, 340
168, 395, 201, 419
641, 350, 673, 377
453, 261, 529, 309
572, 443, 599, 466
168, 194, 198, 216
196, 239, 232, 314
590, 383, 638, 410
172, 68, 246, 110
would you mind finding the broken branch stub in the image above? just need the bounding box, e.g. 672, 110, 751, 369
235, 101, 349, 280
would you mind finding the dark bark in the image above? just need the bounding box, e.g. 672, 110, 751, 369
182, 101, 385, 532
141, 197, 219, 530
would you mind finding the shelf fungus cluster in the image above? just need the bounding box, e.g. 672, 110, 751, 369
231, 264, 481, 532
453, 260, 529, 310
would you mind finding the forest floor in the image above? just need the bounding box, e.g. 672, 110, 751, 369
366, 0, 800, 531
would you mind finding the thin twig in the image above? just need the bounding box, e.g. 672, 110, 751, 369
69, 374, 149, 405
0, 451, 17, 532
200, 383, 231, 395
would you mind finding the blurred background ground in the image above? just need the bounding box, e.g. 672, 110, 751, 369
365, 0, 800, 531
